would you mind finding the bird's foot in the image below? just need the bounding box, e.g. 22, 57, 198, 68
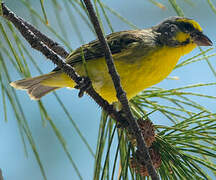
74, 76, 92, 97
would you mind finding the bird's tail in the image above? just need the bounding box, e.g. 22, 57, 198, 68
10, 72, 60, 100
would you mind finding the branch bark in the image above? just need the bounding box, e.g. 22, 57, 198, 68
1, 3, 127, 126
1, 2, 159, 179
0, 169, 3, 180
82, 0, 159, 179
22, 21, 69, 58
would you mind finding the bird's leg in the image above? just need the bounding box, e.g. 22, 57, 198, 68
74, 76, 92, 97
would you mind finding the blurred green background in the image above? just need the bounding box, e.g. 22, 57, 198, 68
0, 0, 216, 179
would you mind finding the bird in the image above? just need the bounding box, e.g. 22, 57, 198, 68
10, 16, 213, 103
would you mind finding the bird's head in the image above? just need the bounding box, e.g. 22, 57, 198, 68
154, 16, 213, 47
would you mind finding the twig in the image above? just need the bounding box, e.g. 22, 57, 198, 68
21, 20, 69, 58
0, 169, 3, 180
82, 0, 159, 179
1, 3, 128, 126
1, 2, 159, 178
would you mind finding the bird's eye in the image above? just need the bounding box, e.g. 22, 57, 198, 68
181, 22, 195, 32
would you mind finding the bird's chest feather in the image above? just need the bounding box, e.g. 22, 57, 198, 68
78, 43, 196, 102
117, 44, 196, 93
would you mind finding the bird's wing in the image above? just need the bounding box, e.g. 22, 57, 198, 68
54, 29, 156, 71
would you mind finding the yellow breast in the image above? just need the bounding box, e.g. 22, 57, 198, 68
42, 42, 196, 103
85, 43, 196, 103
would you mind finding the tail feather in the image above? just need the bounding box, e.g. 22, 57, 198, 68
27, 85, 59, 100
10, 73, 60, 100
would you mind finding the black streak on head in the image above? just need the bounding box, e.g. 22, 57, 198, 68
153, 17, 199, 47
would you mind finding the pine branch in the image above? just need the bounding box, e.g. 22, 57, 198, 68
1, 2, 159, 179
1, 2, 128, 126
82, 0, 159, 179
20, 20, 69, 58
0, 169, 3, 180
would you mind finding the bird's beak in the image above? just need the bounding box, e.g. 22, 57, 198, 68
192, 32, 213, 46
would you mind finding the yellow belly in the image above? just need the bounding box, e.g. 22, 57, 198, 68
42, 44, 196, 103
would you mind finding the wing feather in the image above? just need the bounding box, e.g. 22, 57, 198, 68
53, 29, 157, 71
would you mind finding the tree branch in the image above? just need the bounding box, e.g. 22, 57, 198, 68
82, 0, 159, 179
0, 169, 3, 180
1, 2, 128, 126
1, 2, 159, 178
21, 20, 69, 58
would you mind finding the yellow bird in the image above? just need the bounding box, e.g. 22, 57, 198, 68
10, 17, 212, 103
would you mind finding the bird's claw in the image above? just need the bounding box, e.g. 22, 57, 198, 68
74, 77, 92, 97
